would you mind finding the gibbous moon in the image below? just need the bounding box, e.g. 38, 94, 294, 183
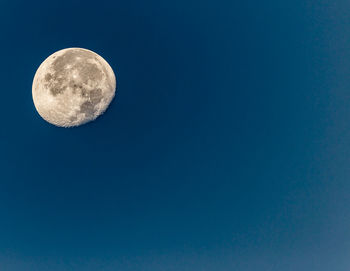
32, 48, 116, 127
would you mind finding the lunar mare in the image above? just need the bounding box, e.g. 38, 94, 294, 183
32, 48, 116, 127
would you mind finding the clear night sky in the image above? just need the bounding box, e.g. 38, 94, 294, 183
0, 0, 349, 270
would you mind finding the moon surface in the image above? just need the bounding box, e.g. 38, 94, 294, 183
32, 48, 116, 127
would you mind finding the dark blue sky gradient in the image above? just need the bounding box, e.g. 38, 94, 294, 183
0, 0, 350, 270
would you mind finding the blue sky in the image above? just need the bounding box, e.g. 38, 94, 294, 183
0, 0, 350, 270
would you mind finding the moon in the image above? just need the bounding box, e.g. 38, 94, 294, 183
32, 48, 116, 127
